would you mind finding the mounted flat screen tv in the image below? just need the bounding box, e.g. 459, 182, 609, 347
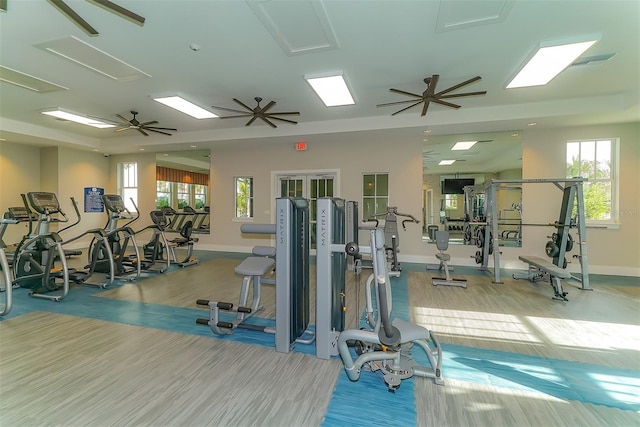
442, 178, 475, 194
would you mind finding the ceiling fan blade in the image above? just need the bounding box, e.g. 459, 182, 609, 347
261, 100, 276, 113
232, 98, 255, 112
48, 0, 99, 36
377, 99, 425, 107
432, 99, 461, 109
391, 100, 424, 116
87, 0, 145, 26
267, 111, 300, 116
245, 116, 259, 126
137, 128, 148, 136
116, 114, 132, 124
389, 88, 423, 98
435, 76, 481, 97
140, 120, 159, 126
260, 116, 277, 128
219, 114, 253, 119
147, 129, 173, 136
439, 91, 487, 99
145, 126, 177, 131
270, 116, 298, 125
115, 127, 132, 132
421, 100, 431, 116
211, 106, 248, 115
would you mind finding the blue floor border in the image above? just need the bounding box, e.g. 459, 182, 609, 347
2, 256, 639, 424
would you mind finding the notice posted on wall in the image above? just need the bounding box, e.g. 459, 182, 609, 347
84, 187, 105, 213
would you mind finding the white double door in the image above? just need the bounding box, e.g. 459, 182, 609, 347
276, 172, 337, 247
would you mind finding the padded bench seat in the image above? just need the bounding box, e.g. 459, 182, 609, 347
235, 256, 275, 276
519, 255, 571, 279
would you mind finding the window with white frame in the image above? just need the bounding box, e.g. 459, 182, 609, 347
194, 184, 207, 209
444, 194, 458, 210
235, 177, 253, 218
362, 173, 389, 220
155, 181, 209, 210
118, 162, 137, 211
566, 138, 618, 221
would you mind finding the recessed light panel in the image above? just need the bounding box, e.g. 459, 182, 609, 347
507, 39, 598, 88
305, 73, 355, 107
153, 96, 217, 119
452, 141, 478, 150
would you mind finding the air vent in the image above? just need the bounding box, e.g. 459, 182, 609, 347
0, 65, 68, 93
34, 36, 150, 81
571, 53, 615, 67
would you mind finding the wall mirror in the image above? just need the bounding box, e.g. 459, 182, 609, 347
422, 131, 523, 246
156, 149, 211, 234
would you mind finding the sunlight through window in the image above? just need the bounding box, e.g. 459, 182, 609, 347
414, 307, 542, 343
526, 317, 640, 351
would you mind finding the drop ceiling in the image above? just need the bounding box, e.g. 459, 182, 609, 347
0, 0, 638, 156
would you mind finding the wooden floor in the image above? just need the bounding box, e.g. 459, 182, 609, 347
1, 253, 639, 427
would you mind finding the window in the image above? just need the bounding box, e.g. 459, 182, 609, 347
177, 183, 189, 209
118, 162, 137, 211
194, 185, 207, 209
156, 181, 171, 208
235, 177, 253, 218
444, 194, 458, 210
566, 138, 618, 221
362, 173, 389, 220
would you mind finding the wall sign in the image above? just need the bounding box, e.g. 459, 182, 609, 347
84, 187, 104, 213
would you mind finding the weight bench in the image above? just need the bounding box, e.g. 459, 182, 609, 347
514, 255, 571, 301
430, 231, 466, 288
196, 256, 275, 335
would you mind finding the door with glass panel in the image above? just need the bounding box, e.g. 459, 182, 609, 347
278, 174, 335, 247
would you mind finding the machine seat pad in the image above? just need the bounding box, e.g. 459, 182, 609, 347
435, 253, 451, 262
252, 246, 276, 257
519, 255, 571, 279
235, 256, 275, 276
392, 318, 431, 342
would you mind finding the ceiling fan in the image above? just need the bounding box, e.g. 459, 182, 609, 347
0, 0, 146, 36
115, 111, 177, 136
377, 74, 487, 116
211, 97, 300, 128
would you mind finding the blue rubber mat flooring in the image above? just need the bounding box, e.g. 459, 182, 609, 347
2, 254, 639, 426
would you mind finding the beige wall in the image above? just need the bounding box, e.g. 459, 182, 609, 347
207, 134, 423, 255
1, 121, 638, 275
0, 142, 41, 244
521, 122, 639, 275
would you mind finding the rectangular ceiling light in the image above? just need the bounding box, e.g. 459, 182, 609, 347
41, 108, 116, 128
153, 96, 218, 119
452, 140, 478, 150
439, 160, 456, 166
305, 73, 355, 107
507, 39, 598, 88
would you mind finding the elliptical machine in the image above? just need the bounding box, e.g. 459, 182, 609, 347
12, 192, 71, 301
91, 194, 142, 280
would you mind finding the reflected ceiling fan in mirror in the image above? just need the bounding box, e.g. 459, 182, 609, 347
211, 97, 300, 128
115, 111, 177, 136
377, 74, 487, 117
